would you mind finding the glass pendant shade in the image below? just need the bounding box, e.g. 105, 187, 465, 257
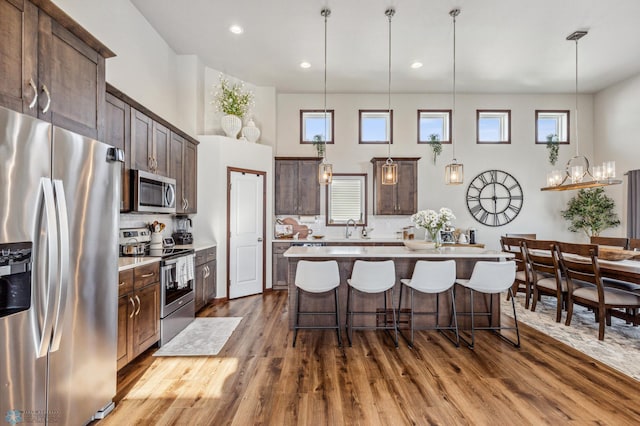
381, 159, 398, 185
445, 160, 464, 185
318, 160, 333, 185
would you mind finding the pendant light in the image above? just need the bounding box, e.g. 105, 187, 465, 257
381, 8, 398, 185
445, 8, 464, 185
318, 8, 333, 185
541, 31, 621, 191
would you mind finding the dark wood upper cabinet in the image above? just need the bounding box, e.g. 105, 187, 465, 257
130, 108, 153, 173
371, 157, 419, 215
105, 93, 131, 211
170, 132, 197, 214
0, 0, 38, 115
183, 140, 198, 213
0, 0, 114, 138
152, 121, 170, 177
275, 158, 321, 216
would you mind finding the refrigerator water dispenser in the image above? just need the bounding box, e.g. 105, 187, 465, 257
0, 242, 32, 318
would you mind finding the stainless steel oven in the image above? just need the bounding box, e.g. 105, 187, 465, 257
159, 250, 195, 345
131, 169, 176, 213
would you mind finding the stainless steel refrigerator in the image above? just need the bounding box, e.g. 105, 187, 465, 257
0, 106, 123, 425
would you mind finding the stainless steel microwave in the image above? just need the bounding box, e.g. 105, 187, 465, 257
131, 169, 176, 213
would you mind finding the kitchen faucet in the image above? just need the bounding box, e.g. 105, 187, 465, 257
345, 218, 356, 239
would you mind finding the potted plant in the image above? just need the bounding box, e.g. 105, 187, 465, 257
561, 188, 620, 237
546, 133, 559, 166
428, 133, 442, 164
212, 74, 254, 138
312, 134, 326, 157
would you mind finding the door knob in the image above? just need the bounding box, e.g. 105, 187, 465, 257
257, 237, 263, 242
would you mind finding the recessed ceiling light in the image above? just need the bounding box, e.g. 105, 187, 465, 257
411, 61, 423, 69
229, 25, 244, 35
300, 61, 311, 69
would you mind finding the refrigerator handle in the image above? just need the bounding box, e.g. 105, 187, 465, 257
49, 180, 71, 352
36, 178, 59, 358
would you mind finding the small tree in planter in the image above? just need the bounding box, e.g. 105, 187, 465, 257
561, 188, 620, 237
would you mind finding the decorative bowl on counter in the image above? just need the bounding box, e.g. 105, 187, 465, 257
403, 240, 436, 250
312, 235, 325, 239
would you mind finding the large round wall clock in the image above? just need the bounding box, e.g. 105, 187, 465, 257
466, 170, 523, 227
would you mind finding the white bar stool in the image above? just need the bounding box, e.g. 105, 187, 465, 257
398, 260, 459, 348
293, 260, 342, 347
346, 260, 398, 347
455, 261, 519, 349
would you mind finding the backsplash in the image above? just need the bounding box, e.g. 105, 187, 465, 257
120, 213, 178, 236
276, 215, 415, 239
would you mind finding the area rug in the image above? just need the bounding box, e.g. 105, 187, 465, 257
502, 294, 640, 380
154, 317, 242, 356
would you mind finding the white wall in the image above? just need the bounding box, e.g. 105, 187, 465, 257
194, 136, 274, 298
52, 0, 189, 131
594, 72, 640, 236
202, 68, 277, 146
277, 92, 596, 248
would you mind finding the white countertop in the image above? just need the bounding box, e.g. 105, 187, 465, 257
283, 245, 513, 259
118, 241, 217, 271
274, 237, 403, 243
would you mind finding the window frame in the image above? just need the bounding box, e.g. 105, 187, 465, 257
325, 173, 368, 227
359, 109, 393, 144
300, 109, 335, 144
476, 109, 511, 144
535, 110, 570, 145
417, 109, 452, 144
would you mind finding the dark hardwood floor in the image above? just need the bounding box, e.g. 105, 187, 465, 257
100, 291, 640, 425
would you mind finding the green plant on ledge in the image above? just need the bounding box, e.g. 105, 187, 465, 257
546, 133, 559, 165
561, 188, 620, 237
212, 74, 254, 118
312, 134, 326, 157
428, 134, 442, 164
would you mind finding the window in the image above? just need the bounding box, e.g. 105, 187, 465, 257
300, 110, 334, 144
477, 110, 511, 144
535, 110, 570, 144
359, 110, 392, 144
417, 110, 451, 143
326, 174, 367, 226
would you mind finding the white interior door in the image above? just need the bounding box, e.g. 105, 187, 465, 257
229, 170, 264, 299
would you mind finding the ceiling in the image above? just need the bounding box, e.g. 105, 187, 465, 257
130, 0, 640, 94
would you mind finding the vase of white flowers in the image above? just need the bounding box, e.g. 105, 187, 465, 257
212, 74, 254, 138
411, 208, 456, 249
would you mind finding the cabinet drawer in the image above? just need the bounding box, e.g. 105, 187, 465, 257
118, 269, 134, 296
273, 243, 291, 254
205, 247, 216, 263
196, 247, 216, 266
134, 262, 160, 288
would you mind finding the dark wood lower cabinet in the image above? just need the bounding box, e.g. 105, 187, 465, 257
117, 264, 160, 370
132, 282, 160, 356
273, 242, 291, 290
195, 247, 216, 311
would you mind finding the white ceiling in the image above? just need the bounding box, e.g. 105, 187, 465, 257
130, 0, 640, 94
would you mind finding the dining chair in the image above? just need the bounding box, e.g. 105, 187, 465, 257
505, 233, 537, 240
521, 239, 568, 322
398, 260, 459, 348
346, 260, 398, 347
556, 242, 640, 340
501, 236, 534, 309
292, 260, 342, 347
589, 236, 630, 250
455, 261, 519, 349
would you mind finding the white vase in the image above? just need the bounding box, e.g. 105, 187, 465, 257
221, 114, 242, 138
242, 119, 261, 143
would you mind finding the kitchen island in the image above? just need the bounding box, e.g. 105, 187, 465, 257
284, 246, 514, 330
